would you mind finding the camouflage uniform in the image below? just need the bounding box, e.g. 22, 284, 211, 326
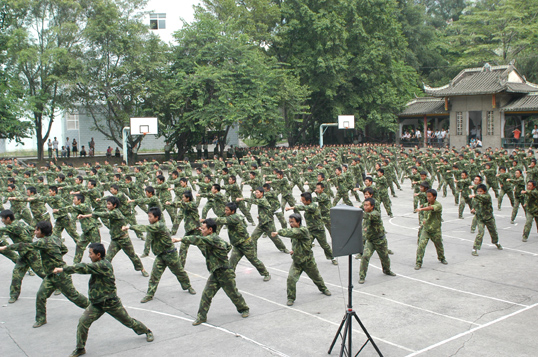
332, 174, 353, 206
70, 203, 101, 264
278, 227, 330, 303
39, 194, 80, 243
265, 188, 287, 228
5, 234, 89, 325
131, 221, 193, 297
374, 175, 393, 217
358, 209, 393, 280
62, 259, 151, 350
167, 200, 200, 266
497, 172, 514, 209
313, 191, 332, 232
416, 200, 446, 267
154, 181, 177, 223
182, 233, 249, 322
215, 214, 269, 278
472, 192, 500, 250
522, 188, 538, 241
0, 221, 45, 301
511, 176, 526, 222
246, 197, 288, 252
457, 178, 473, 218
0, 238, 19, 263
92, 209, 145, 272
222, 183, 254, 224
6, 191, 33, 226
294, 202, 335, 261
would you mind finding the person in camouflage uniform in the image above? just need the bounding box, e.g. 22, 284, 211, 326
175, 219, 249, 326
241, 171, 264, 211
469, 184, 503, 256
35, 186, 80, 243
154, 175, 177, 224
10, 186, 50, 225
213, 202, 271, 281
0, 210, 45, 303
262, 183, 287, 229
109, 184, 144, 240
165, 191, 200, 267
496, 167, 514, 210
167, 174, 189, 234
125, 207, 195, 303
237, 188, 289, 253
313, 182, 332, 233
272, 213, 331, 306
331, 167, 353, 206
71, 194, 101, 264
521, 180, 538, 242
4, 184, 33, 225
358, 198, 396, 284
510, 169, 526, 223
455, 170, 473, 219
287, 192, 338, 265
414, 189, 447, 270
0, 221, 89, 328
53, 243, 154, 357
198, 183, 226, 221
222, 175, 255, 225
81, 196, 149, 277
373, 169, 393, 218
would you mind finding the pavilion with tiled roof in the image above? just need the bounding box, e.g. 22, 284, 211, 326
398, 63, 538, 148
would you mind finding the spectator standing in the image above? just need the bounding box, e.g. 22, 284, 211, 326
47, 139, 53, 158
89, 137, 95, 153
53, 137, 59, 157
115, 147, 121, 158
532, 125, 538, 148
72, 139, 78, 157
65, 137, 71, 158
512, 128, 522, 146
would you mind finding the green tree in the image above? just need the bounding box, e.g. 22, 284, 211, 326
69, 0, 168, 162
167, 9, 308, 151
0, 2, 33, 142
446, 0, 538, 66
272, 0, 419, 142
5, 0, 87, 159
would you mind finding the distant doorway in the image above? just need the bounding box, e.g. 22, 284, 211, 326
469, 111, 482, 140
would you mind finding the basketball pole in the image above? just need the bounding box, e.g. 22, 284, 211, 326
122, 127, 130, 165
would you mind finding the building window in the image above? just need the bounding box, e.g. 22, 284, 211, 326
150, 13, 166, 30
456, 112, 463, 136
487, 111, 494, 135
66, 112, 79, 130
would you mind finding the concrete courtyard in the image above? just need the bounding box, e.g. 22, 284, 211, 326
1, 180, 537, 357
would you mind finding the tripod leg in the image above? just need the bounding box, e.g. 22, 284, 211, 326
339, 315, 351, 357
352, 312, 383, 357
328, 314, 348, 354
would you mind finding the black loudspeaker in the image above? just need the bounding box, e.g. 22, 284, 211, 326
330, 205, 363, 257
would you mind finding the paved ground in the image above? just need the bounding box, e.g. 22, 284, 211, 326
1, 180, 537, 357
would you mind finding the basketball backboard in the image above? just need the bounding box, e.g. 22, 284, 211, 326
130, 117, 158, 135
338, 115, 355, 129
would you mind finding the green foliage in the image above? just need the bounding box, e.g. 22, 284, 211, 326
69, 0, 166, 160
445, 0, 538, 67
166, 9, 308, 150
5, 0, 88, 158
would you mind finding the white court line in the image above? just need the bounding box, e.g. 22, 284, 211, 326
238, 288, 415, 353
266, 266, 480, 327
126, 306, 291, 357
388, 218, 538, 257
404, 302, 538, 356
134, 253, 415, 352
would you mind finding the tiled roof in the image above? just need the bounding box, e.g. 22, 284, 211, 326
424, 64, 538, 96
501, 93, 538, 112
399, 98, 447, 116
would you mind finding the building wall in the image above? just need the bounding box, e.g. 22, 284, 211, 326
449, 95, 503, 148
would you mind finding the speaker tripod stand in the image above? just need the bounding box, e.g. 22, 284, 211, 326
328, 255, 383, 357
